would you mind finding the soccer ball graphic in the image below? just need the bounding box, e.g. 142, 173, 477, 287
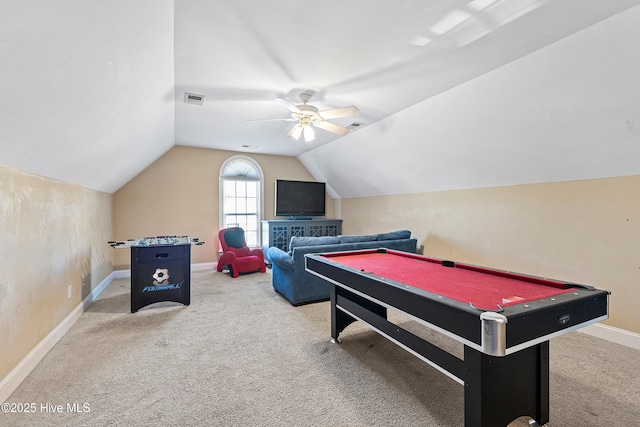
152, 268, 170, 285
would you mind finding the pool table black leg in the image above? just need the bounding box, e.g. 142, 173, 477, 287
330, 284, 356, 343
330, 284, 388, 343
464, 341, 550, 427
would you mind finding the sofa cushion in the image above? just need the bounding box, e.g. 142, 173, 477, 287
375, 229, 411, 241
289, 235, 340, 250
338, 235, 377, 244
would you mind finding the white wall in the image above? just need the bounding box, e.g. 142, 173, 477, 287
301, 4, 640, 335
300, 4, 640, 198
0, 0, 175, 193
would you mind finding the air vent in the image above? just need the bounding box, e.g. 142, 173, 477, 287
346, 122, 364, 130
184, 92, 205, 105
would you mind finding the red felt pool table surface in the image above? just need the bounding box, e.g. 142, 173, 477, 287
320, 251, 575, 311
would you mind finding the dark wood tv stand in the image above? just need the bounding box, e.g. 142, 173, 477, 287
261, 219, 342, 256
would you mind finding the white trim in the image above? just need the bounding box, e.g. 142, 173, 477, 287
3, 264, 634, 405
219, 155, 265, 248
192, 262, 217, 271
0, 262, 218, 403
578, 323, 640, 351
0, 271, 116, 403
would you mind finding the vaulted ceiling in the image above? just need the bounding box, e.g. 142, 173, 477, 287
2, 1, 640, 195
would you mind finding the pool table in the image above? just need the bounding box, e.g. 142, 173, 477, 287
305, 248, 609, 427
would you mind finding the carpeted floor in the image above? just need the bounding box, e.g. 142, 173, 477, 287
2, 270, 639, 426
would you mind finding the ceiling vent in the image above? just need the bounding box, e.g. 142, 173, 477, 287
184, 92, 205, 105
346, 122, 364, 130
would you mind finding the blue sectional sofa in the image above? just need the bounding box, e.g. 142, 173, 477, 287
266, 230, 418, 305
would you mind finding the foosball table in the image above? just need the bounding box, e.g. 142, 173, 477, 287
109, 236, 205, 312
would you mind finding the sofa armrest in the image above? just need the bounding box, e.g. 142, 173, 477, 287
267, 247, 295, 271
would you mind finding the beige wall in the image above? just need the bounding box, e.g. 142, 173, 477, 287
111, 148, 639, 333
0, 164, 113, 381
113, 146, 334, 268
340, 175, 640, 333
1, 160, 634, 391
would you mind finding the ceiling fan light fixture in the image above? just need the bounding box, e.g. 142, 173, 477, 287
303, 125, 315, 142
290, 125, 303, 140
271, 90, 360, 142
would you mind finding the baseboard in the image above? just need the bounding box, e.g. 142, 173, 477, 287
192, 262, 217, 271
10, 262, 628, 405
0, 270, 116, 403
578, 323, 640, 351
0, 262, 218, 403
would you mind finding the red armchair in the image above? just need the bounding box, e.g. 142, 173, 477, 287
216, 227, 266, 278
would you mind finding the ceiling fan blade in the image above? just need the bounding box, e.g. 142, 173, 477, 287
276, 97, 302, 114
319, 105, 359, 120
314, 120, 350, 136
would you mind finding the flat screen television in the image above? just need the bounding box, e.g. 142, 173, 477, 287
275, 180, 326, 218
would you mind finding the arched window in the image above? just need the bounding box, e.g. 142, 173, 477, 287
219, 156, 264, 247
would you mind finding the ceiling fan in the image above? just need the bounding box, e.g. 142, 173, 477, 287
269, 91, 360, 142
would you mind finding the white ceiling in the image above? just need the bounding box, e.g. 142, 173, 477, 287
174, 0, 640, 156
1, 0, 175, 193
2, 0, 640, 194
